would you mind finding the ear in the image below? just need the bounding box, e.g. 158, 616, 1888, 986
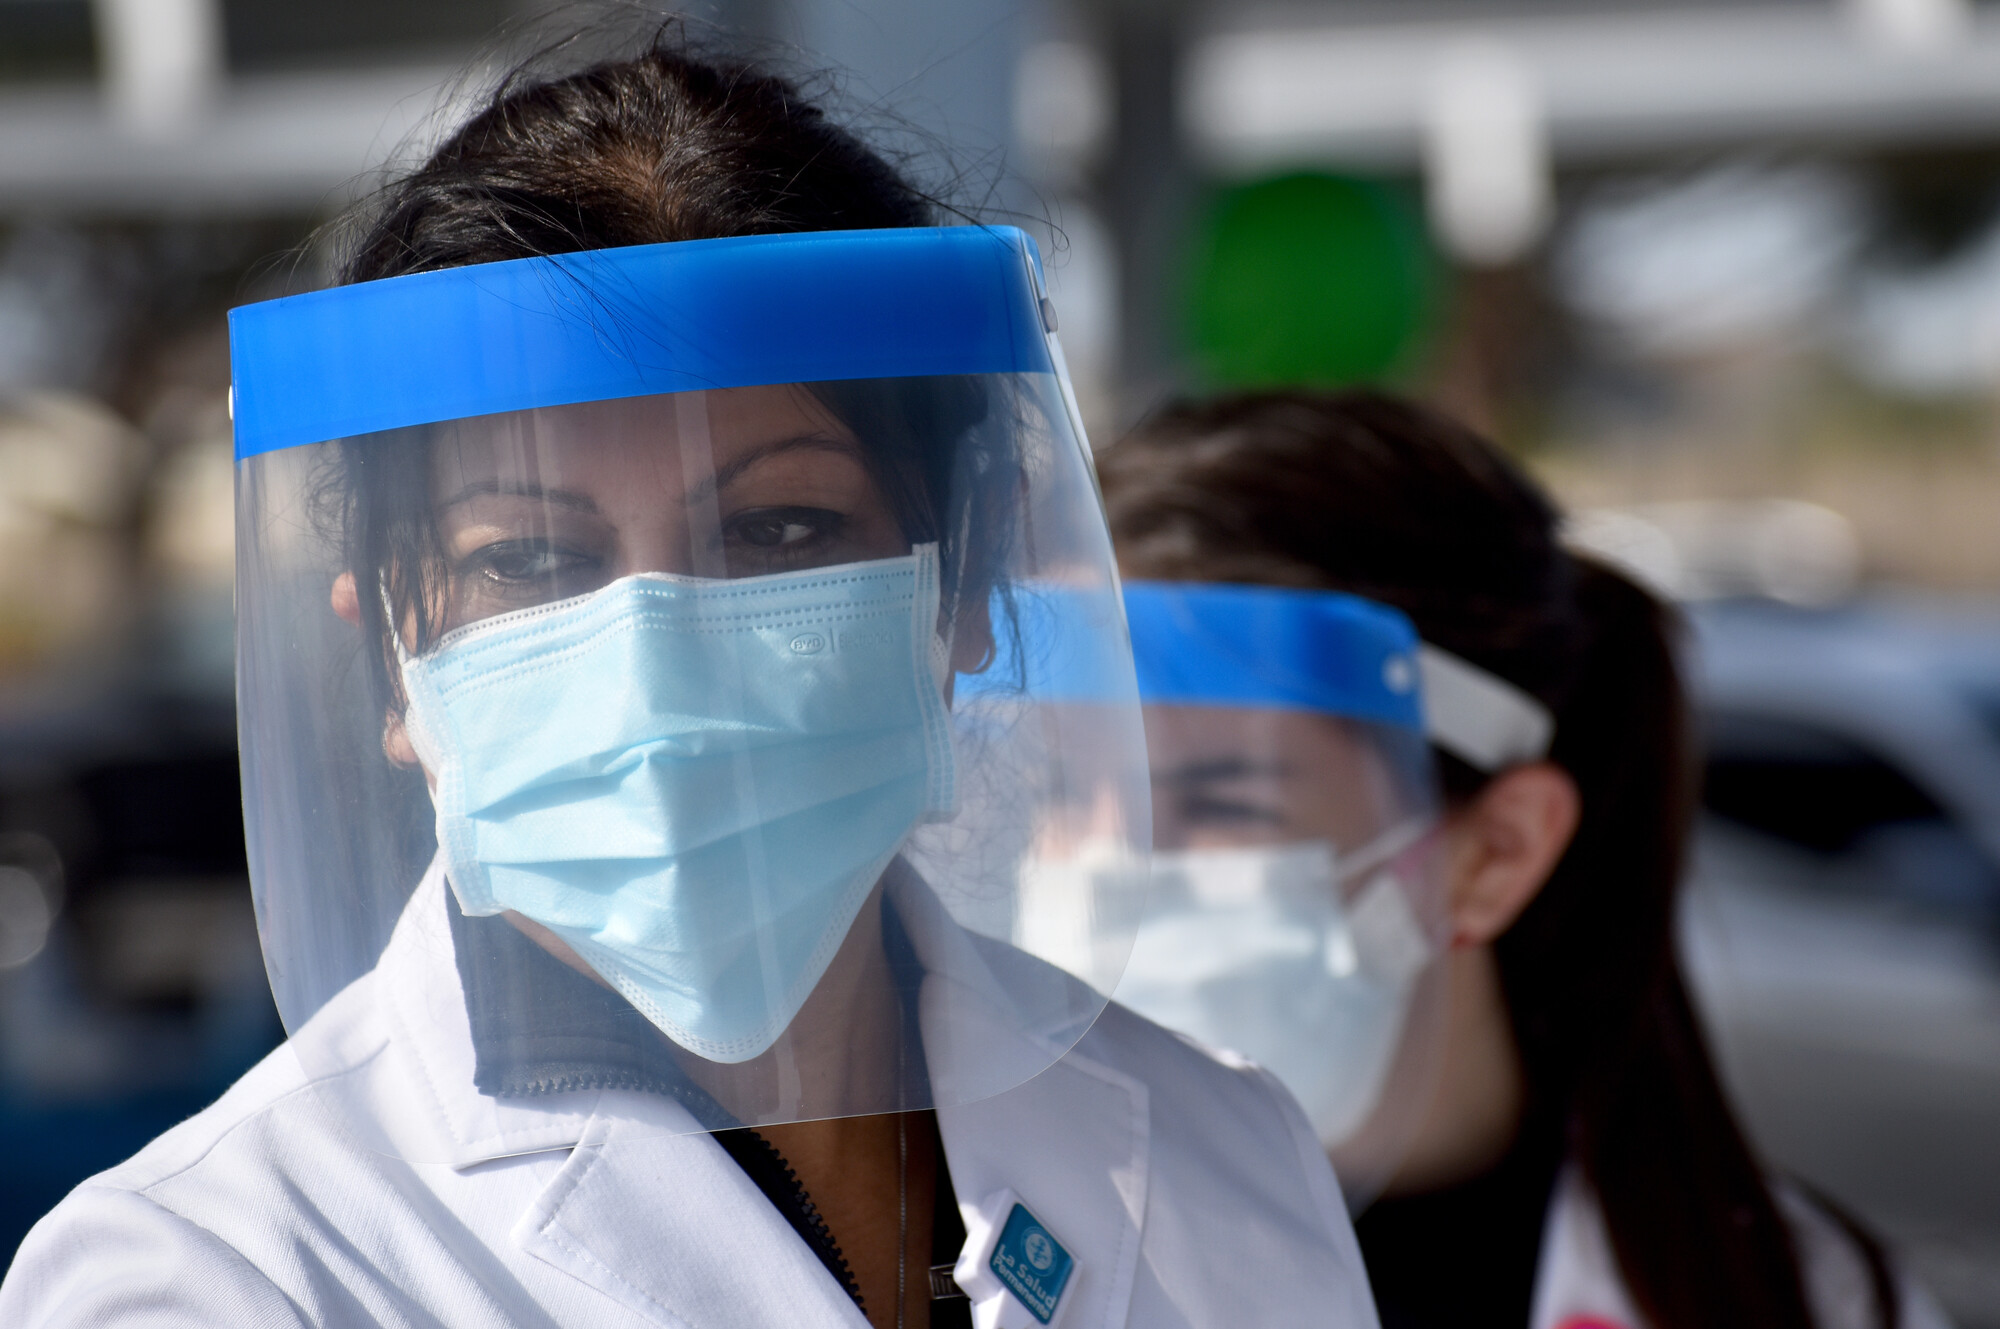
331, 572, 360, 625
333, 572, 426, 774
382, 711, 422, 771
1443, 761, 1581, 947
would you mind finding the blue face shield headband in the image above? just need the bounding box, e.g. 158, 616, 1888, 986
1121, 581, 1427, 733
1122, 580, 1553, 770
227, 225, 1060, 458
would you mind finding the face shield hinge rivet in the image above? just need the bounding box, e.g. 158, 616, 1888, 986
1039, 297, 1059, 334
1383, 655, 1415, 694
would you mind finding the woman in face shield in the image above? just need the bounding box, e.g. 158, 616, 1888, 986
1100, 580, 1451, 1213
0, 39, 1377, 1329
1098, 392, 1949, 1329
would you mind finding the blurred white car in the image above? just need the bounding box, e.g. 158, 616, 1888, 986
1680, 595, 2000, 1326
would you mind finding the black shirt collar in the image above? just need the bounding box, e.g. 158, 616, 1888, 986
446, 881, 930, 1130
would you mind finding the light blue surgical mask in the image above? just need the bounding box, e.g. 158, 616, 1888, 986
398, 545, 955, 1064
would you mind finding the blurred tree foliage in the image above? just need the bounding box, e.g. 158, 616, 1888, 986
1184, 171, 1439, 390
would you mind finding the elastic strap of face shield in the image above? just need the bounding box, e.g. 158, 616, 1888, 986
1417, 645, 1554, 773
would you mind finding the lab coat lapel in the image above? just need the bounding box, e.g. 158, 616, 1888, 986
370, 862, 603, 1164
381, 863, 864, 1324
937, 1049, 1149, 1329
512, 1107, 871, 1329
392, 855, 1145, 1327
892, 867, 1150, 1329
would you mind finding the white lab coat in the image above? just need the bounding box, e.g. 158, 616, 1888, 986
0, 861, 1380, 1328
1529, 1166, 1955, 1329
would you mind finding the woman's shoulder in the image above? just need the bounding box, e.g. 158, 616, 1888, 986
27, 965, 389, 1185
0, 986, 379, 1327
40, 974, 381, 1205
1087, 994, 1344, 1169
0, 1179, 310, 1328
1088, 1000, 1374, 1289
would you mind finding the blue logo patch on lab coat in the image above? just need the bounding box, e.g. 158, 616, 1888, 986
989, 1203, 1073, 1323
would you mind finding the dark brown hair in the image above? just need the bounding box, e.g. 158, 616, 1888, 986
1099, 390, 1826, 1329
339, 33, 934, 283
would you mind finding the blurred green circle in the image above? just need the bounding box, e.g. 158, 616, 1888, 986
1186, 172, 1437, 388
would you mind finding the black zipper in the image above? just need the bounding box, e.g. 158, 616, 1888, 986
712, 1126, 869, 1313
714, 1114, 975, 1326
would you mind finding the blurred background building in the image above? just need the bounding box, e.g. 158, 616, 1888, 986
0, 0, 1996, 1322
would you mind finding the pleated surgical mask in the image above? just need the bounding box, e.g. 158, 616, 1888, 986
398, 545, 955, 1064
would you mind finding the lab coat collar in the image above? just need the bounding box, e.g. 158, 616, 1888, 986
512, 1114, 876, 1327
364, 860, 656, 1164
511, 1053, 1149, 1329
366, 859, 1147, 1328
893, 863, 1151, 1329
371, 857, 1117, 1166
447, 880, 736, 1126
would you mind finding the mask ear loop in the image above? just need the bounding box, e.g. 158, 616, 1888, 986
1330, 815, 1438, 895
936, 492, 976, 692
1328, 813, 1455, 980
380, 578, 414, 668
379, 577, 437, 771
908, 542, 958, 821
1332, 806, 1456, 1195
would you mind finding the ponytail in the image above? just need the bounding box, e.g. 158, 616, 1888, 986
1520, 562, 1814, 1329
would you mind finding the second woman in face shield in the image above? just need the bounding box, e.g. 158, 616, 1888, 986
1098, 391, 1948, 1329
0, 36, 1377, 1329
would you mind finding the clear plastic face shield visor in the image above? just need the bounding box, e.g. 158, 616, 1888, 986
1113, 583, 1451, 1208
229, 228, 1149, 1159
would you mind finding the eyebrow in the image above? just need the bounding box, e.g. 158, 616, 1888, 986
686, 433, 863, 506
1157, 758, 1291, 786
438, 479, 603, 514
437, 432, 861, 514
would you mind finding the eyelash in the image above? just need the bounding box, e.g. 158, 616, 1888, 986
462, 539, 601, 585
722, 506, 847, 552
455, 506, 854, 595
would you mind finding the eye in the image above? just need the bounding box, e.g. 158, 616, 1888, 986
1179, 793, 1288, 829
726, 506, 845, 550
465, 539, 599, 585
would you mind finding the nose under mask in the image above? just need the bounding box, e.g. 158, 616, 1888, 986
397, 544, 956, 1064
